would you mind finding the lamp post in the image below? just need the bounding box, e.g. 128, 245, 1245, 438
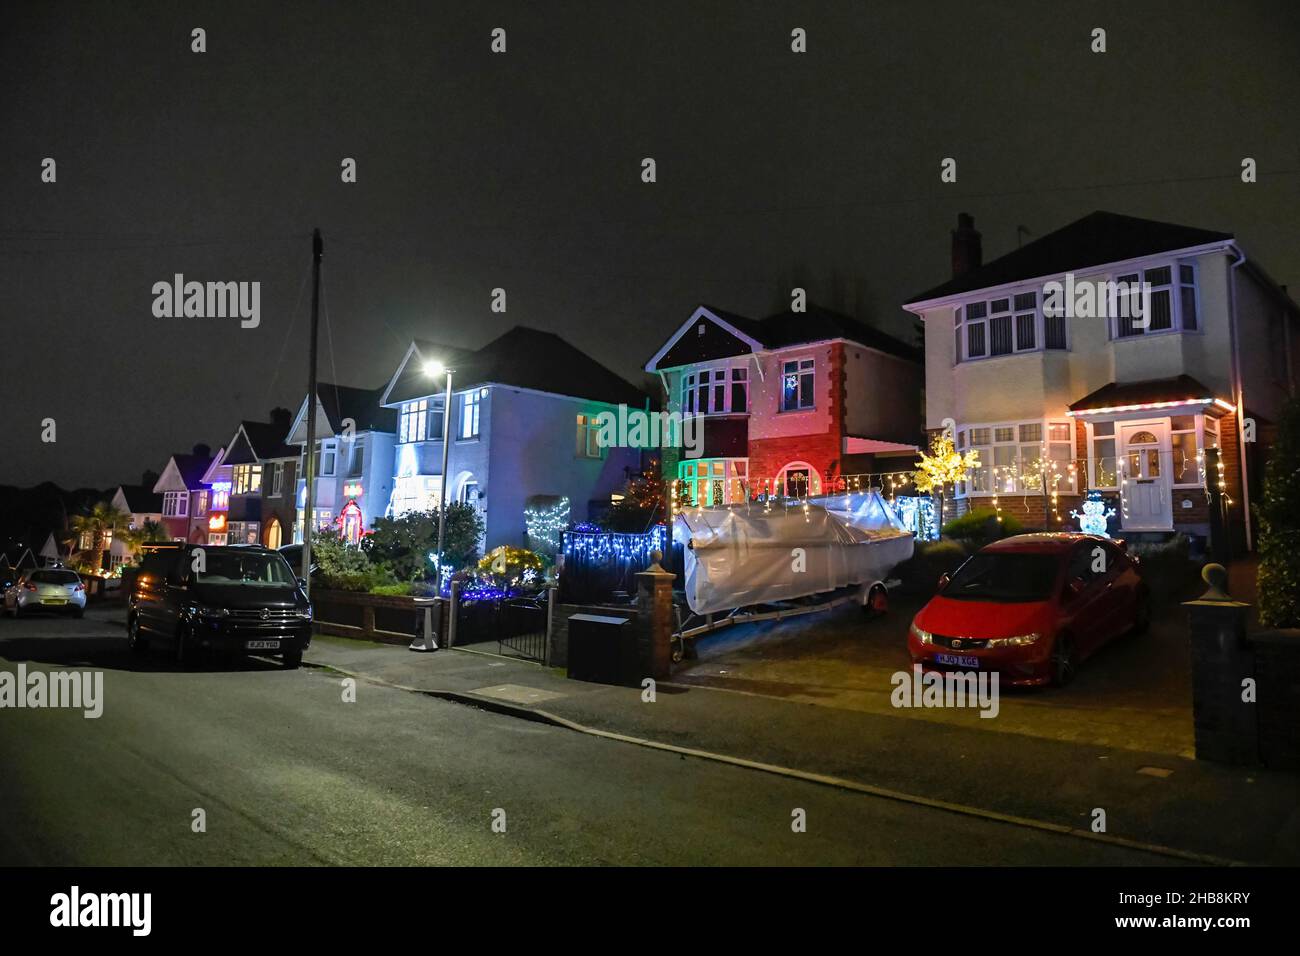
423, 360, 455, 586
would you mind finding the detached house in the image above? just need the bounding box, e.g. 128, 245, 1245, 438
285, 383, 398, 544
904, 211, 1300, 549
644, 304, 924, 504
380, 325, 645, 549
152, 444, 215, 542
216, 410, 299, 548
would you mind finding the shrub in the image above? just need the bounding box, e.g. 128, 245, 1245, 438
942, 508, 1022, 541
477, 546, 546, 592
370, 582, 414, 597
895, 538, 971, 596
364, 504, 484, 580
311, 528, 397, 592
1257, 397, 1300, 627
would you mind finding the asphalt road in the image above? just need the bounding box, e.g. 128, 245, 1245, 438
0, 609, 1185, 866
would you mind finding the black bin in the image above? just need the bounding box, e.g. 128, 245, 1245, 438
567, 613, 633, 684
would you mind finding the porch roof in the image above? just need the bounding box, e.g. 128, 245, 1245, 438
1066, 375, 1232, 416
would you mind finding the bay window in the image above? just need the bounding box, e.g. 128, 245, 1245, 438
679, 459, 748, 506
960, 419, 1076, 496
680, 363, 750, 415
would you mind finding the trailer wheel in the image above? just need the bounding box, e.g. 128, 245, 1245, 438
861, 584, 889, 618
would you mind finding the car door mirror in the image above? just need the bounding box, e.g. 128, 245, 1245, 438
936, 572, 951, 592
1064, 577, 1087, 600
297, 577, 308, 590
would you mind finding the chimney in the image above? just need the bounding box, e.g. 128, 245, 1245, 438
191, 442, 211, 460
951, 212, 982, 278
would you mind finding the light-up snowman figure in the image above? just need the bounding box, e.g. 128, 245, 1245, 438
1070, 490, 1116, 537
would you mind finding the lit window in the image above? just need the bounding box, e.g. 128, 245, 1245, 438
781, 359, 815, 411
460, 392, 482, 439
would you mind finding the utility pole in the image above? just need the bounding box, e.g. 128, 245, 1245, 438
301, 228, 322, 596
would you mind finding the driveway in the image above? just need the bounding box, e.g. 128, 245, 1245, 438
673, 592, 1195, 757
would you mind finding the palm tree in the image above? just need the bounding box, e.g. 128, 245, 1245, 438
69, 501, 131, 574
121, 518, 170, 561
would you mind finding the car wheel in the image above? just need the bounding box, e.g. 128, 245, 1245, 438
282, 647, 303, 669
127, 615, 148, 655
1131, 591, 1151, 636
1050, 634, 1076, 687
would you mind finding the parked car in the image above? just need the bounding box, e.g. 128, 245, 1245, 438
4, 568, 87, 618
127, 543, 312, 667
907, 533, 1149, 687
277, 543, 319, 579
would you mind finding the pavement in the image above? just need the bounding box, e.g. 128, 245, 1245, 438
304, 624, 1300, 866
0, 607, 1193, 866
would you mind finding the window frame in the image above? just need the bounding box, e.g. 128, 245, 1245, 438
956, 418, 1077, 498
780, 357, 816, 412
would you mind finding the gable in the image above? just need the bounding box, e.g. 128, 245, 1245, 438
647, 308, 761, 371
222, 427, 259, 466
151, 458, 188, 493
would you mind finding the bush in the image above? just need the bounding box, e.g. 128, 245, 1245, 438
477, 546, 546, 592
941, 508, 1022, 541
895, 539, 971, 596
1258, 397, 1300, 628
363, 504, 484, 581
311, 528, 397, 592
370, 582, 414, 597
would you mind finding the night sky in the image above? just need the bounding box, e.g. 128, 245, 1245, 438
3, 0, 1297, 489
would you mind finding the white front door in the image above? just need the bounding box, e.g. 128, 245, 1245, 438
1119, 422, 1172, 530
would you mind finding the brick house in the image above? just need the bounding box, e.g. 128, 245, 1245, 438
151, 444, 215, 543
644, 304, 924, 503
903, 211, 1300, 550
215, 410, 299, 548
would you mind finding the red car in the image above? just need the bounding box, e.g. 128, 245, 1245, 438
907, 533, 1149, 687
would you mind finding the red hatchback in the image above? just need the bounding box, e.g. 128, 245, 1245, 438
907, 533, 1149, 687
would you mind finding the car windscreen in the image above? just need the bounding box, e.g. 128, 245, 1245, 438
194, 552, 295, 587
943, 552, 1061, 602
30, 570, 80, 585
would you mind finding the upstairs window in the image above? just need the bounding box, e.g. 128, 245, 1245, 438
1115, 261, 1199, 338
576, 414, 603, 459
681, 364, 749, 414
163, 491, 189, 517
232, 463, 262, 496
781, 358, 816, 411
399, 400, 427, 443
460, 391, 482, 440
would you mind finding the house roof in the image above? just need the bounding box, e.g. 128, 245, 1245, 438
223, 420, 297, 465
646, 303, 921, 371
1067, 375, 1227, 413
172, 452, 214, 488
384, 326, 646, 408
117, 484, 163, 514
318, 383, 397, 434
906, 211, 1234, 305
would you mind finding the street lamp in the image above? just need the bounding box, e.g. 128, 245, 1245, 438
424, 360, 455, 586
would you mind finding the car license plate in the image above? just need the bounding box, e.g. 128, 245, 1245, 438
246, 640, 281, 650
936, 653, 978, 668
43, 599, 67, 605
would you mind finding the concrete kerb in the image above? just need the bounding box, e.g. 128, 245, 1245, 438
302, 657, 1244, 867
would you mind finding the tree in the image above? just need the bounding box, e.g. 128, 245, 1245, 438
1257, 397, 1300, 628
913, 433, 980, 537
69, 501, 130, 574
601, 461, 671, 533
363, 504, 484, 581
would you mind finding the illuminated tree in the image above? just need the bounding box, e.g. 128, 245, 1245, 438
913, 433, 980, 537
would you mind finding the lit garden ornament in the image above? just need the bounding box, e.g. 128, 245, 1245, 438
1071, 490, 1116, 537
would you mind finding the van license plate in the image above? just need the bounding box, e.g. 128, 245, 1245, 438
246, 640, 281, 650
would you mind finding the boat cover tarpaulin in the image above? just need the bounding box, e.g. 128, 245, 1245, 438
674, 490, 915, 615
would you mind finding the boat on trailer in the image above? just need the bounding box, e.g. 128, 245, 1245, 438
671, 489, 914, 656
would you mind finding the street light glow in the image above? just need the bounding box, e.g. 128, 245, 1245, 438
423, 360, 446, 378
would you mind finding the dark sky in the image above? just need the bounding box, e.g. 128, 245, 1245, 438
3, 0, 1297, 488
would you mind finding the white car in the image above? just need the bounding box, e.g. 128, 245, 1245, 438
4, 568, 87, 618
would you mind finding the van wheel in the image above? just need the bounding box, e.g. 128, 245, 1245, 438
175, 625, 192, 667
1051, 634, 1076, 687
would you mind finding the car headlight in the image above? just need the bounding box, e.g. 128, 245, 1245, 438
909, 621, 933, 644
295, 607, 313, 621
986, 632, 1040, 648
191, 605, 229, 619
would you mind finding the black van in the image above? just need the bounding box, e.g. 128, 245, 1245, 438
127, 543, 313, 667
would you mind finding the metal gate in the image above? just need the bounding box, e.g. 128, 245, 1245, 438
454, 591, 549, 663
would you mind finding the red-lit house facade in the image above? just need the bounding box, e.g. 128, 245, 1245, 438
645, 304, 924, 503
151, 445, 216, 543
